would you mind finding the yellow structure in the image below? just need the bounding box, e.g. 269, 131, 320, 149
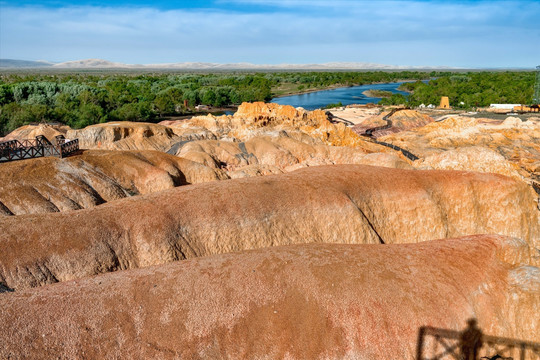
439, 96, 450, 109
513, 105, 540, 113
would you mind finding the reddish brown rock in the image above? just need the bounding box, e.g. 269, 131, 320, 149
66, 121, 180, 151
174, 135, 412, 175
167, 102, 394, 153
352, 109, 433, 137
0, 150, 226, 215
415, 146, 522, 180
1, 123, 70, 142
0, 165, 537, 290
3, 103, 411, 168
381, 116, 540, 190
0, 236, 537, 359
165, 102, 415, 174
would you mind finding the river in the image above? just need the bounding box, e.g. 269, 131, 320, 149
270, 81, 410, 110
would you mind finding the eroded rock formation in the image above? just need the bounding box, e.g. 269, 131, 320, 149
1, 123, 70, 142
164, 102, 414, 175
1, 165, 537, 290
173, 135, 412, 177
0, 236, 537, 359
61, 103, 386, 154
381, 116, 540, 190
66, 121, 180, 151
167, 102, 388, 151
351, 109, 434, 137
35, 103, 418, 177
415, 146, 522, 179
0, 150, 226, 215
1, 103, 539, 359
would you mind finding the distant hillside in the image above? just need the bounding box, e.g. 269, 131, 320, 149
52, 59, 138, 68
0, 59, 54, 68
1, 58, 456, 70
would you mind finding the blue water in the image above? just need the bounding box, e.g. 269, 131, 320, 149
271, 82, 410, 110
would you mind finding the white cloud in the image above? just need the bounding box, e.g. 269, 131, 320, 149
0, 1, 538, 66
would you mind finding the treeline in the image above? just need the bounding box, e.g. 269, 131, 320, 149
0, 73, 275, 134
0, 71, 437, 135
380, 71, 536, 108
270, 70, 433, 88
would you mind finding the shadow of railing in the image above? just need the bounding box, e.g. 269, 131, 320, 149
416, 319, 540, 360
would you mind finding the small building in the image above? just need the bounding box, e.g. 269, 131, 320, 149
195, 105, 210, 111
513, 104, 540, 113
439, 96, 450, 109
490, 104, 520, 110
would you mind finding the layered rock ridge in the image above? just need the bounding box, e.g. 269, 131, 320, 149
0, 236, 538, 359
381, 116, 540, 191
351, 108, 434, 137
165, 102, 412, 176
0, 165, 537, 290
17, 102, 419, 179
0, 150, 226, 216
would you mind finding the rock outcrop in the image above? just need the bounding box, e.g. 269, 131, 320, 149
1, 165, 537, 290
50, 103, 414, 173
168, 102, 388, 151
0, 150, 226, 215
164, 102, 414, 175
352, 109, 434, 137
0, 236, 538, 359
63, 103, 387, 154
415, 146, 522, 179
326, 105, 382, 125
381, 116, 540, 190
173, 134, 412, 176
1, 123, 70, 141
66, 121, 180, 151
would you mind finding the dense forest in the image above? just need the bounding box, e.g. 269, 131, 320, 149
0, 70, 535, 135
381, 71, 535, 108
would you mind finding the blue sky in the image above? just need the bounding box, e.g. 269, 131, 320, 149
1, 0, 539, 67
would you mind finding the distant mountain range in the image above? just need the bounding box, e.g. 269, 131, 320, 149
0, 58, 457, 70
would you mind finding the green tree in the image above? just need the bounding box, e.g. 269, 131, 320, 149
200, 88, 217, 105
154, 92, 175, 116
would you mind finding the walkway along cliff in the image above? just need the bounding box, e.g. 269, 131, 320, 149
360, 108, 420, 161
0, 135, 79, 163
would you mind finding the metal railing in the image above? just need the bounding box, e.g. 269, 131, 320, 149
359, 108, 420, 161
60, 138, 79, 157
375, 140, 419, 161
0, 135, 79, 163
417, 325, 540, 360
325, 111, 355, 126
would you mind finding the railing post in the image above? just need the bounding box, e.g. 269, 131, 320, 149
0, 136, 78, 163
416, 326, 426, 360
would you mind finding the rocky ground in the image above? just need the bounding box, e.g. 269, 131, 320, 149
0, 102, 538, 358
381, 115, 540, 191
0, 150, 226, 215
1, 236, 538, 359
1, 164, 537, 291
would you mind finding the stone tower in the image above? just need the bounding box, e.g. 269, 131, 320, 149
439, 96, 450, 109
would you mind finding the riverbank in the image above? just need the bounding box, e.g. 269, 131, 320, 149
271, 79, 423, 99
271, 83, 347, 98
271, 81, 411, 110
362, 89, 393, 98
